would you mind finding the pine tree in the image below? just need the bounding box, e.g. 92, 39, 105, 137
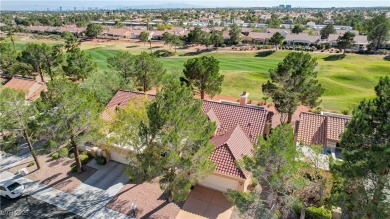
183, 56, 224, 99
262, 52, 324, 124
128, 81, 216, 202
331, 76, 390, 219
38, 80, 102, 173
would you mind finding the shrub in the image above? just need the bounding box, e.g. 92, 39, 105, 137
27, 162, 35, 167
294, 203, 331, 219
59, 148, 69, 158
81, 151, 88, 156
306, 207, 332, 219
51, 152, 59, 159
95, 156, 107, 165
221, 44, 226, 48
248, 99, 252, 104
341, 109, 350, 115
79, 154, 89, 164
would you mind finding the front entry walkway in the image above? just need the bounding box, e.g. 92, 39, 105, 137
177, 186, 233, 219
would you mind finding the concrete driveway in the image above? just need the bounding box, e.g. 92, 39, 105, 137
73, 160, 129, 196
177, 186, 233, 219
0, 143, 31, 172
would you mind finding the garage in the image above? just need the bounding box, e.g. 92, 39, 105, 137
198, 174, 239, 192
110, 150, 130, 165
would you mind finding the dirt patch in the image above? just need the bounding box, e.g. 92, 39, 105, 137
106, 181, 181, 219
9, 155, 96, 193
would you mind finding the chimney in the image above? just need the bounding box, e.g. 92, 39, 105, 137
240, 91, 249, 106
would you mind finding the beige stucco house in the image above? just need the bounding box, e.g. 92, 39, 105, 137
99, 90, 273, 192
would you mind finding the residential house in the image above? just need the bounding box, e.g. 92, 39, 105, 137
3, 77, 47, 101
100, 90, 273, 192
285, 33, 321, 46
247, 32, 274, 44
295, 112, 350, 152
102, 28, 132, 39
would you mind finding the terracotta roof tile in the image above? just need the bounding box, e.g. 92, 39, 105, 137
326, 116, 349, 141
3, 78, 46, 101
296, 112, 350, 147
103, 90, 270, 179
202, 101, 269, 142
210, 125, 253, 179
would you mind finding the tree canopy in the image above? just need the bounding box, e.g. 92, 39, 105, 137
320, 24, 336, 39
18, 43, 63, 82
85, 23, 103, 38
229, 23, 242, 45
367, 14, 390, 50
262, 52, 324, 123
337, 31, 356, 54
132, 52, 165, 92
0, 88, 41, 169
63, 48, 95, 81
126, 80, 216, 202
183, 56, 224, 99
38, 80, 103, 173
331, 76, 390, 219
269, 32, 285, 50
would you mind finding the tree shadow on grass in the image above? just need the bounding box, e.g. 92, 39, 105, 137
323, 54, 346, 61
179, 49, 212, 56
126, 45, 139, 48
384, 56, 390, 61
255, 50, 275, 57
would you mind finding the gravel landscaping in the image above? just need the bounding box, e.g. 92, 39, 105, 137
9, 155, 96, 193
106, 181, 181, 219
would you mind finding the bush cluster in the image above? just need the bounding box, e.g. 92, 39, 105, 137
95, 155, 107, 165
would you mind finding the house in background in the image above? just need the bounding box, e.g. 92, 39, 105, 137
99, 90, 273, 192
3, 77, 47, 101
102, 28, 132, 39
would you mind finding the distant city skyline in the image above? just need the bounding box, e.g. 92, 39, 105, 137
1, 0, 389, 11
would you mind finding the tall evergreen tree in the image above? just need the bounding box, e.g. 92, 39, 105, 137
107, 51, 135, 85
227, 125, 298, 218
183, 56, 224, 99
0, 88, 41, 169
85, 23, 103, 38
38, 80, 102, 173
229, 23, 242, 45
18, 43, 63, 82
331, 77, 390, 219
262, 52, 324, 123
337, 31, 356, 54
132, 52, 165, 92
127, 81, 216, 202
320, 24, 336, 39
269, 32, 285, 50
63, 48, 95, 81
367, 14, 390, 50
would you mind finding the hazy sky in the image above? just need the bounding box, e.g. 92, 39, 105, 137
1, 0, 389, 11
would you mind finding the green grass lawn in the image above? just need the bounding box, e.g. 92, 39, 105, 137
12, 38, 390, 112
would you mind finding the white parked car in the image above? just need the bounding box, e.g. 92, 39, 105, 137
0, 180, 25, 199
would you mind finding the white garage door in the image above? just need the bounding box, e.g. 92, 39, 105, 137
199, 174, 238, 192
110, 151, 130, 165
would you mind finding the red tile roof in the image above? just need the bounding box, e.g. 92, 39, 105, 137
104, 90, 271, 179
3, 77, 46, 101
210, 125, 253, 179
326, 115, 350, 141
296, 112, 350, 146
202, 100, 269, 143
